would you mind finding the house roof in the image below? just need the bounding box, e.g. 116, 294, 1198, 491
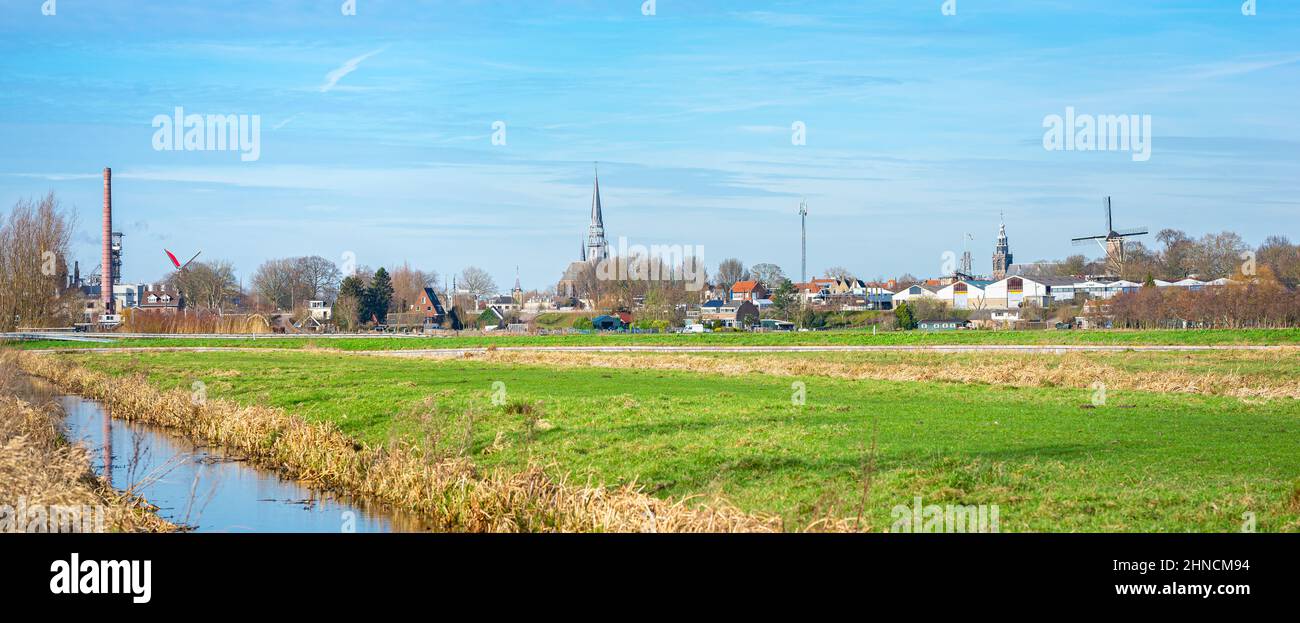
731, 280, 762, 292
420, 287, 447, 314
1017, 276, 1077, 287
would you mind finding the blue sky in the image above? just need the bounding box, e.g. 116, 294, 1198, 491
1, 0, 1297, 289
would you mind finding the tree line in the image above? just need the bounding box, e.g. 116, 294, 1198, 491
1102, 267, 1300, 329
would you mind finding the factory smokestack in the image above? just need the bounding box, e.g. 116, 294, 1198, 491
102, 167, 113, 313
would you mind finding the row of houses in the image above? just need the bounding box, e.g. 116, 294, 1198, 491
77, 282, 186, 323
892, 275, 1236, 311
711, 277, 896, 312
690, 274, 1238, 327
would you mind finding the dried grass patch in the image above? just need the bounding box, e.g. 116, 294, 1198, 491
478, 350, 1300, 400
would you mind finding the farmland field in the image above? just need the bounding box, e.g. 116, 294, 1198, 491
6, 327, 1300, 351
38, 344, 1300, 532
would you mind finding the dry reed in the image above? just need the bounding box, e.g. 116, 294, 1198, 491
121, 309, 271, 334
0, 352, 174, 532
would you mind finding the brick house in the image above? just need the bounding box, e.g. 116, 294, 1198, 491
416, 287, 448, 328
729, 280, 769, 302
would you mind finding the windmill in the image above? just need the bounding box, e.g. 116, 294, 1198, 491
164, 248, 202, 272
1071, 197, 1147, 277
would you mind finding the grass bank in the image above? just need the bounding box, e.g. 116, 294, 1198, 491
43, 348, 1300, 532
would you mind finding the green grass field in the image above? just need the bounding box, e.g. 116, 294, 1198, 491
46, 347, 1300, 532
7, 327, 1300, 351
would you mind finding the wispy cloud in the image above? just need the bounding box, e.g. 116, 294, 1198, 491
272, 114, 299, 130
1187, 54, 1300, 81
319, 49, 384, 93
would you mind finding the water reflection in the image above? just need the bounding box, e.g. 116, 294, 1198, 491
11, 376, 431, 533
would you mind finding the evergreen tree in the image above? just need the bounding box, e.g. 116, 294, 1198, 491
771, 278, 796, 319
894, 301, 917, 330
364, 267, 395, 324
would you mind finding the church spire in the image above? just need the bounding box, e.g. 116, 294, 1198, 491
591, 162, 604, 228
992, 212, 1013, 280
585, 162, 609, 263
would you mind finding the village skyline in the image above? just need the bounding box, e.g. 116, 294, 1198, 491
1, 0, 1298, 290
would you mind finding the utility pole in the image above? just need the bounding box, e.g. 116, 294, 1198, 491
798, 199, 808, 331
799, 199, 808, 284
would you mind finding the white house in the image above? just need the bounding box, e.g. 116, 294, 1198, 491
892, 284, 938, 304
307, 300, 332, 321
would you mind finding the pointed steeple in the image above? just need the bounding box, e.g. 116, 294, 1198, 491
591, 163, 604, 228
584, 162, 609, 263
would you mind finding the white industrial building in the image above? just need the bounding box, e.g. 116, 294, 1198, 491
934, 280, 992, 310
891, 284, 938, 304
889, 275, 1237, 314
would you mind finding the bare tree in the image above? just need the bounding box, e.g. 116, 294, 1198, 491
390, 262, 439, 312
297, 255, 342, 302
0, 193, 76, 330
459, 266, 497, 300
249, 256, 341, 311
823, 266, 854, 280
169, 260, 239, 312
1193, 231, 1248, 279
1258, 236, 1300, 288
1156, 229, 1194, 278
750, 263, 786, 289
251, 258, 298, 311
715, 258, 749, 292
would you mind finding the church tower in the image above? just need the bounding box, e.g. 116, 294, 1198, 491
992, 215, 1013, 280
512, 266, 523, 305
586, 164, 609, 263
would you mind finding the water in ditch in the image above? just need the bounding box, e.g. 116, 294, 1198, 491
19, 377, 430, 532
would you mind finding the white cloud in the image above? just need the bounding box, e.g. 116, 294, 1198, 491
319, 49, 384, 93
